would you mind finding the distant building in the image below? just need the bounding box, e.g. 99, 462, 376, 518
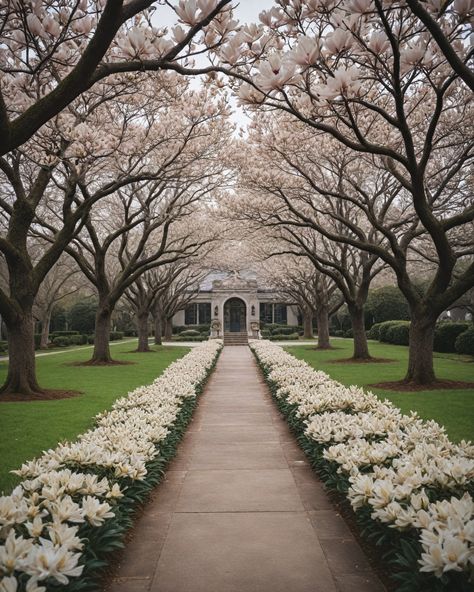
171, 271, 298, 336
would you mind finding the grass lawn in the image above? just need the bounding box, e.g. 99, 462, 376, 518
285, 338, 474, 443
0, 342, 189, 493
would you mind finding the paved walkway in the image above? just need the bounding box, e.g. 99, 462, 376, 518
107, 346, 385, 592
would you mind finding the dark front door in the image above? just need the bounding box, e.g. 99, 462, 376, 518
224, 298, 246, 332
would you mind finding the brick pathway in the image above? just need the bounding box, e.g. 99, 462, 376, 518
106, 346, 385, 592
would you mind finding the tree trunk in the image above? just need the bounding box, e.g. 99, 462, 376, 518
154, 314, 163, 345
303, 310, 314, 339
316, 306, 331, 349
349, 305, 371, 360
164, 318, 173, 341
136, 311, 150, 352
405, 314, 436, 384
39, 308, 52, 349
1, 310, 42, 396
91, 306, 113, 363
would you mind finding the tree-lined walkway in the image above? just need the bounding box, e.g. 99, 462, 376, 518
106, 346, 385, 592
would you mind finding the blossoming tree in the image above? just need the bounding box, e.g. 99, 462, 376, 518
217, 0, 473, 383
0, 0, 236, 153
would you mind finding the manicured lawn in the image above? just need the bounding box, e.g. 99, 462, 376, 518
0, 342, 189, 493
286, 339, 474, 443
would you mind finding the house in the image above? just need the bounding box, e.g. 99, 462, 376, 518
171, 271, 298, 337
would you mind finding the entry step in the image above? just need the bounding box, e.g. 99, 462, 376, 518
224, 332, 249, 346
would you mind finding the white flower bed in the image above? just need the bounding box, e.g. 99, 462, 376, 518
0, 340, 222, 592
250, 340, 474, 586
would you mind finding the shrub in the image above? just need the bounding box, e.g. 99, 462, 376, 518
124, 329, 137, 337
271, 326, 297, 336
333, 330, 345, 337
365, 285, 410, 326
179, 329, 201, 337
434, 321, 470, 353
455, 327, 474, 356
33, 334, 42, 349
344, 328, 353, 338
260, 329, 271, 338
174, 335, 204, 342
378, 320, 405, 342
69, 334, 88, 346
385, 321, 410, 345
269, 332, 299, 341
87, 334, 95, 344
50, 330, 79, 337
68, 299, 97, 334
109, 331, 124, 341
0, 340, 8, 353
366, 323, 382, 340
52, 336, 71, 347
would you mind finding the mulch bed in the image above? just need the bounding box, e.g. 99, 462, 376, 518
328, 357, 394, 364
0, 389, 82, 402
370, 379, 474, 392
67, 360, 135, 367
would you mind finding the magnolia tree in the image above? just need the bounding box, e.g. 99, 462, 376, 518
233, 130, 386, 360
0, 72, 212, 393
258, 254, 342, 346
153, 262, 208, 342
214, 2, 473, 383
33, 254, 83, 349
59, 89, 230, 363
0, 0, 239, 153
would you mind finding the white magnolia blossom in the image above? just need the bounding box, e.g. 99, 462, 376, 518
250, 340, 474, 580
0, 340, 222, 589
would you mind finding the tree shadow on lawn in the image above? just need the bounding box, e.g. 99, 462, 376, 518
0, 389, 82, 402
66, 360, 135, 367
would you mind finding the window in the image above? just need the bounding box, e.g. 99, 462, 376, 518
198, 303, 211, 324
185, 302, 211, 325
260, 303, 288, 325
274, 304, 287, 324
184, 304, 197, 325
260, 303, 273, 324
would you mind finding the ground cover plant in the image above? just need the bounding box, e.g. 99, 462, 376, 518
0, 340, 222, 591
0, 342, 190, 494
286, 339, 474, 443
251, 340, 474, 592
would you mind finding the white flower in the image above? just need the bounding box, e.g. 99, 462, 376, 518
23, 540, 83, 585
0, 576, 18, 592
256, 53, 297, 92
289, 35, 320, 67
81, 497, 114, 527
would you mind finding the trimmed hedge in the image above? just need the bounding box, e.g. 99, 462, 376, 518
455, 327, 474, 356
52, 336, 71, 347
268, 333, 299, 341
378, 320, 405, 343
385, 321, 410, 345
434, 322, 470, 353
50, 331, 80, 337
109, 331, 124, 341
179, 329, 201, 337
172, 324, 210, 335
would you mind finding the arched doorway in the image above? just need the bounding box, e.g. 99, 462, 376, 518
224, 298, 246, 332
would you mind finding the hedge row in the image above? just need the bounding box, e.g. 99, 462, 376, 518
367, 321, 474, 355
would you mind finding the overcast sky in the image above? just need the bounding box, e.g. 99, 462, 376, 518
153, 1, 275, 130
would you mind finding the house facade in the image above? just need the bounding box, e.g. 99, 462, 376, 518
171, 271, 299, 337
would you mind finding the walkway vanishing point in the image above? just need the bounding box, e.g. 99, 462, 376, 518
107, 346, 386, 592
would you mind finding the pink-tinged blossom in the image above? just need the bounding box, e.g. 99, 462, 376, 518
367, 31, 390, 54
26, 14, 44, 37
176, 0, 200, 26
350, 0, 373, 14
324, 29, 354, 54
289, 35, 320, 67
316, 66, 361, 99
256, 53, 297, 92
